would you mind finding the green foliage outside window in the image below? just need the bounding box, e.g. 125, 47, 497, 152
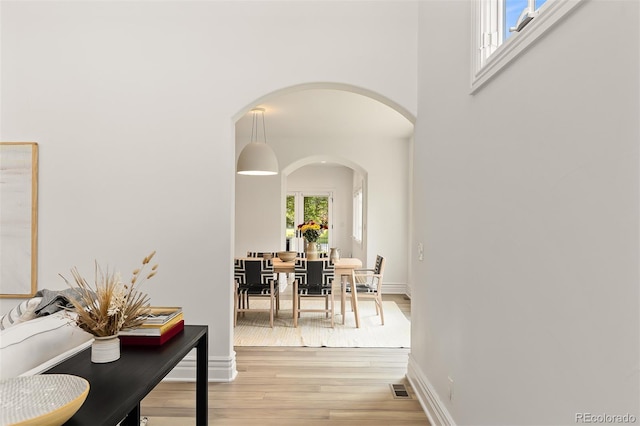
286, 195, 295, 233
304, 196, 329, 244
286, 195, 329, 244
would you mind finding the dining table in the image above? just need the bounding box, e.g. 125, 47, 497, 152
272, 257, 363, 326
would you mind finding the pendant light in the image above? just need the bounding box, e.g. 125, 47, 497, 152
236, 107, 279, 175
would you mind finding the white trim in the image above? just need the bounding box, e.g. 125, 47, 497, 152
353, 187, 363, 244
407, 355, 456, 426
163, 352, 238, 382
471, 0, 587, 93
383, 282, 410, 295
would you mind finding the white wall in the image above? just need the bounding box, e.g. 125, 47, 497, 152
0, 0, 417, 380
410, 0, 639, 424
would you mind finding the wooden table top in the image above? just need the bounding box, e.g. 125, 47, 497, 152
271, 257, 362, 273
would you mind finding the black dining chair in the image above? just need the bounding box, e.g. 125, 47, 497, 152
296, 252, 328, 258
234, 258, 279, 327
246, 251, 277, 259
292, 258, 335, 327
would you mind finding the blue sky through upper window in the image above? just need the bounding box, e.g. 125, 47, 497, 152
505, 0, 548, 40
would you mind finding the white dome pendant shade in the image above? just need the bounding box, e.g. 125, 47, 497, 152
237, 108, 279, 176
237, 142, 279, 175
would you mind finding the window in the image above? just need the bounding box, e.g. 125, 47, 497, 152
505, 0, 548, 42
286, 194, 296, 243
286, 192, 331, 252
471, 0, 586, 92
353, 188, 363, 243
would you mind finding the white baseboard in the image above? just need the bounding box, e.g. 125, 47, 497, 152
407, 354, 456, 426
163, 351, 237, 382
383, 282, 410, 294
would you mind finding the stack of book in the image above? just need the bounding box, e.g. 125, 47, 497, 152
119, 307, 184, 346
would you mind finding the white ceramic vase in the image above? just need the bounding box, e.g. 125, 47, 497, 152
305, 240, 319, 260
91, 335, 121, 363
329, 247, 340, 263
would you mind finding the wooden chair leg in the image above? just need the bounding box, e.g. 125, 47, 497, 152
293, 281, 298, 328
325, 296, 329, 318
239, 292, 246, 318
351, 289, 361, 328
237, 289, 247, 320
233, 291, 238, 327
269, 295, 274, 328
377, 296, 384, 325
330, 292, 335, 328
341, 281, 347, 325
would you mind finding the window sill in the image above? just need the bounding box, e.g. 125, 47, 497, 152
471, 0, 586, 94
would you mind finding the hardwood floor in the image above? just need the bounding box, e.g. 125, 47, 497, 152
141, 294, 428, 425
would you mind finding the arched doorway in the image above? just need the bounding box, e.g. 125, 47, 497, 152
234, 83, 414, 345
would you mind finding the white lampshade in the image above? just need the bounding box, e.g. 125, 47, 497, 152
237, 107, 279, 176
237, 141, 279, 175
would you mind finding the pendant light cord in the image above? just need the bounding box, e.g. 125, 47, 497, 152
251, 109, 257, 143
250, 108, 267, 144
261, 110, 267, 144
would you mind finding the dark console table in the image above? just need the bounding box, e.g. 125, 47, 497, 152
44, 325, 208, 426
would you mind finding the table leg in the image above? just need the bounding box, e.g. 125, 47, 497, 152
350, 277, 361, 328
341, 275, 347, 325
293, 280, 298, 327
121, 404, 140, 426
196, 331, 208, 425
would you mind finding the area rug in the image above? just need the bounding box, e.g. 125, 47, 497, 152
233, 300, 410, 348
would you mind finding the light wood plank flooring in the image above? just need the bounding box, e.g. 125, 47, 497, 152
141, 294, 427, 425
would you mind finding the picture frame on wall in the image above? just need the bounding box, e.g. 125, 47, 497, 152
0, 142, 38, 298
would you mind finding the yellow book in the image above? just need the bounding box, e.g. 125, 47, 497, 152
142, 306, 182, 325
120, 313, 184, 336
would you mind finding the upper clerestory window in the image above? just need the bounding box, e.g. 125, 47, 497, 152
471, 0, 586, 93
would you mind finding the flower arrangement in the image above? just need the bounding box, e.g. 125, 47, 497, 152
297, 220, 328, 243
59, 251, 158, 337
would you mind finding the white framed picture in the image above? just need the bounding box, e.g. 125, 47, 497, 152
0, 142, 38, 297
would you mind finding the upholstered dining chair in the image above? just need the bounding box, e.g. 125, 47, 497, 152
292, 258, 335, 327
246, 251, 277, 259
234, 258, 279, 327
346, 255, 386, 328
296, 252, 328, 258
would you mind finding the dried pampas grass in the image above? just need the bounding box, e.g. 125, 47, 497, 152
60, 251, 159, 337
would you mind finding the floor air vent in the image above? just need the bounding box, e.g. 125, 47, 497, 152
390, 383, 411, 399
